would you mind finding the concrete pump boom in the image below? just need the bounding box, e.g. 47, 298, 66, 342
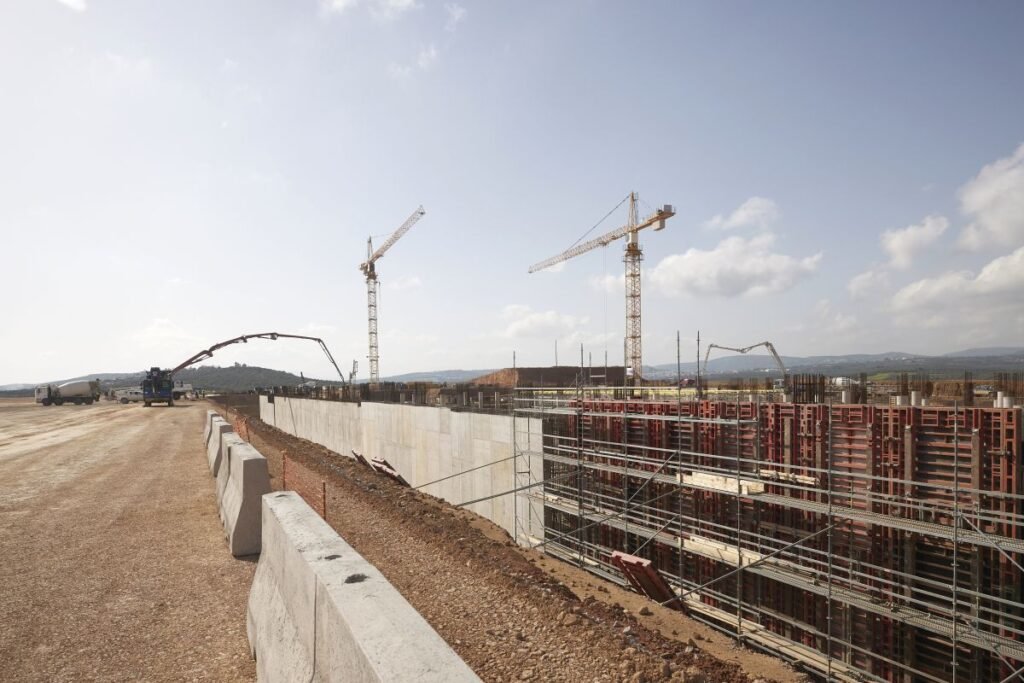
170, 332, 348, 384
702, 341, 788, 383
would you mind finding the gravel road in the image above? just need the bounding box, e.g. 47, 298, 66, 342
0, 398, 255, 682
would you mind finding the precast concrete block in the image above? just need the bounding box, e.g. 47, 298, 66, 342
247, 492, 480, 683
221, 441, 271, 557
204, 410, 218, 444
216, 432, 246, 513
207, 419, 232, 475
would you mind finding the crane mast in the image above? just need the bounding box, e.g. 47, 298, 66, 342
359, 206, 425, 387
528, 193, 675, 385
623, 194, 642, 383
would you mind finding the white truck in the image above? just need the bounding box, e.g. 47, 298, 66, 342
35, 379, 102, 406
113, 388, 145, 404
171, 381, 193, 400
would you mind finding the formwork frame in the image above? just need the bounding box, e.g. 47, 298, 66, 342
513, 386, 1024, 683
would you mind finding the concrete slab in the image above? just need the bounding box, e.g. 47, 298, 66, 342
247, 492, 480, 682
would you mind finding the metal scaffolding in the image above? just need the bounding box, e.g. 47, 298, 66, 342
512, 385, 1024, 683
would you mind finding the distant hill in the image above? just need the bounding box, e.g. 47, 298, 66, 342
645, 350, 1024, 380
943, 347, 1024, 358
381, 369, 498, 384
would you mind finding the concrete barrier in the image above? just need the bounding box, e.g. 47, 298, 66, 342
216, 432, 246, 514
247, 492, 480, 682
207, 418, 232, 475
220, 440, 271, 557
203, 409, 218, 444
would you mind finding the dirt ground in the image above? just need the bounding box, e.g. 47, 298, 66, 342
228, 402, 805, 683
0, 398, 255, 682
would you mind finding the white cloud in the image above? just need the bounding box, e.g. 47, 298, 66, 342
500, 304, 587, 339
847, 268, 889, 299
958, 144, 1024, 250
891, 245, 1024, 312
813, 300, 857, 334
56, 0, 87, 11
588, 273, 623, 293
320, 0, 419, 19
386, 275, 422, 291
881, 214, 948, 269
131, 319, 203, 354
704, 196, 779, 231
417, 44, 439, 70
388, 64, 413, 79
93, 52, 153, 86
650, 233, 821, 297
320, 0, 361, 14
444, 3, 467, 32
390, 44, 439, 79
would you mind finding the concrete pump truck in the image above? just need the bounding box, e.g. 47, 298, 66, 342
143, 332, 348, 407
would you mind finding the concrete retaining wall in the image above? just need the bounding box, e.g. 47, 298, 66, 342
259, 396, 544, 543
247, 492, 479, 682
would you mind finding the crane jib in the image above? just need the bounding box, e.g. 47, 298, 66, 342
527, 206, 675, 273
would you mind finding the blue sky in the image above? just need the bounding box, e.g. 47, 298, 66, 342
2, 1, 1023, 383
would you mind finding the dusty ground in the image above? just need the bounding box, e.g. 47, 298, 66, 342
0, 398, 255, 682
226, 402, 804, 683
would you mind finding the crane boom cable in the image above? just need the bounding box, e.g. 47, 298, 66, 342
566, 194, 631, 250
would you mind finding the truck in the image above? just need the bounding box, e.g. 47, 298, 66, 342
142, 367, 175, 407
171, 381, 193, 400
113, 388, 145, 404
35, 379, 101, 406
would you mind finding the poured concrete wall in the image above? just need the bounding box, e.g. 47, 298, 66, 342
259, 396, 544, 544
247, 492, 480, 682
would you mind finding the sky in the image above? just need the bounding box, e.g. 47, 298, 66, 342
2, 1, 1024, 384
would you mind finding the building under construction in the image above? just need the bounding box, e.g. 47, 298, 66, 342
512, 385, 1024, 682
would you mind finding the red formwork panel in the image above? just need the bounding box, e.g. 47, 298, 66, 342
535, 397, 1022, 682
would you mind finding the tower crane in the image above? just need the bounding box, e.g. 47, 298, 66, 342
702, 340, 788, 387
528, 193, 675, 384
359, 206, 425, 386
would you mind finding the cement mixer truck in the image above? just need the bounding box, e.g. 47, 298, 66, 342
35, 379, 102, 406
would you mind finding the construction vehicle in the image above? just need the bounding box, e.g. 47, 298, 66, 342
702, 341, 788, 390
359, 206, 425, 386
529, 193, 675, 384
144, 332, 348, 407
142, 367, 175, 407
35, 379, 102, 406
